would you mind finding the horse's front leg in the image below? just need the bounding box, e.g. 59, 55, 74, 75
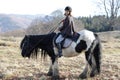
47, 61, 53, 76
52, 58, 60, 80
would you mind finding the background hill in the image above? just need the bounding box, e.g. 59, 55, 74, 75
0, 14, 36, 32
0, 10, 63, 33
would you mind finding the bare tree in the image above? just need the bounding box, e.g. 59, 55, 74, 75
26, 16, 64, 35
26, 9, 85, 35
98, 0, 120, 30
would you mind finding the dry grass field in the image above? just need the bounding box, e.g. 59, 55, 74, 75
0, 31, 120, 80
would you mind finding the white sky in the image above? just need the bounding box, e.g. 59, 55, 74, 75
0, 0, 98, 17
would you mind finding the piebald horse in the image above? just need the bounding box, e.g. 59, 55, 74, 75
20, 29, 102, 79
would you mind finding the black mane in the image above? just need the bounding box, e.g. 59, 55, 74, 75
20, 32, 56, 58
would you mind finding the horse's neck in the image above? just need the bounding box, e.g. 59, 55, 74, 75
28, 33, 56, 46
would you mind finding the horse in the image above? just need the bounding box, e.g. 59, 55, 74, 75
20, 29, 102, 79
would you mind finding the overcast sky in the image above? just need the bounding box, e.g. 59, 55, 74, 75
0, 0, 99, 17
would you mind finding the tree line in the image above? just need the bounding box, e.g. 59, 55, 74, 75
26, 15, 120, 35
80, 15, 120, 32
1, 14, 120, 37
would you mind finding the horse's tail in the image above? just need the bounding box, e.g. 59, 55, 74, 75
93, 33, 102, 73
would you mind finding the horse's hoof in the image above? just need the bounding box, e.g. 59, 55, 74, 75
90, 73, 95, 77
90, 70, 100, 77
79, 73, 87, 79
47, 72, 53, 76
52, 75, 60, 80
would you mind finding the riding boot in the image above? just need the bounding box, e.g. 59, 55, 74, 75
56, 43, 62, 57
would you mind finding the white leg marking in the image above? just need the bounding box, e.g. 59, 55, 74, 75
82, 61, 89, 75
48, 61, 52, 73
52, 58, 59, 76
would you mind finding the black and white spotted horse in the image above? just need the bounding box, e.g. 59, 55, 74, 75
20, 29, 102, 79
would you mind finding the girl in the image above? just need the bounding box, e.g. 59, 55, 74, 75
56, 6, 75, 57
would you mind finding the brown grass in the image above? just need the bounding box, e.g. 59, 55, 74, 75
0, 31, 120, 80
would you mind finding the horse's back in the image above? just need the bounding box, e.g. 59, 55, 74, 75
77, 30, 96, 51
78, 30, 95, 41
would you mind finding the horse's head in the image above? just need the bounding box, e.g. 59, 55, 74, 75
20, 32, 56, 58
20, 35, 32, 58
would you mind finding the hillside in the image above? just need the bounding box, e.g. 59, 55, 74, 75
0, 31, 120, 79
0, 14, 35, 32
0, 13, 63, 33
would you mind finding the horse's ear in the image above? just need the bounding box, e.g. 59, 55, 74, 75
25, 35, 27, 37
25, 35, 28, 38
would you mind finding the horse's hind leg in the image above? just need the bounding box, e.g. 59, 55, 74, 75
79, 62, 89, 79
83, 50, 97, 78
79, 51, 90, 79
79, 41, 97, 79
89, 54, 98, 77
89, 40, 101, 78
90, 43, 101, 77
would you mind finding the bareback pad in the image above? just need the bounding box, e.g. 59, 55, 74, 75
54, 32, 80, 49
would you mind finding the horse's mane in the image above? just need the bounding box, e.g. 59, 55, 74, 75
30, 32, 56, 59
20, 32, 56, 59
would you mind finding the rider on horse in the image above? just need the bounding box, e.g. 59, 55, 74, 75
56, 6, 75, 57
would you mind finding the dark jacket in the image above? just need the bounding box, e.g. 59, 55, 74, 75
59, 16, 75, 37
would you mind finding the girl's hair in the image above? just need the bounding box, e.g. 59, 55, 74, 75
64, 11, 72, 16
69, 11, 72, 16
